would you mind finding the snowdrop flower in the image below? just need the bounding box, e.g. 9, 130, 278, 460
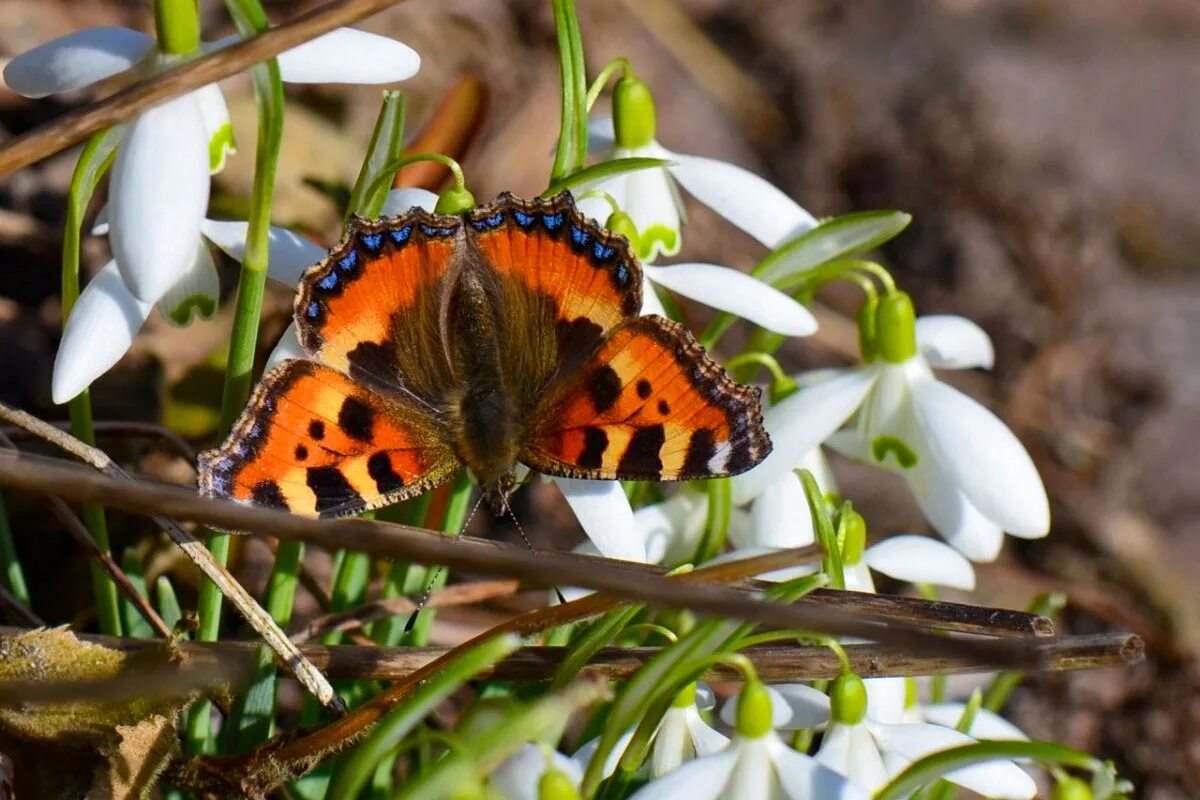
630, 681, 867, 800
583, 75, 818, 261
9, 20, 420, 398
814, 673, 1037, 799
490, 743, 582, 800
735, 292, 1050, 561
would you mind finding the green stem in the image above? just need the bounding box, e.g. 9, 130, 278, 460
799, 469, 843, 589
550, 0, 587, 183
692, 479, 731, 564
364, 151, 467, 207
62, 129, 122, 637
153, 0, 201, 56
722, 351, 790, 388
0, 494, 30, 608
406, 470, 474, 646
585, 57, 630, 111
187, 0, 285, 756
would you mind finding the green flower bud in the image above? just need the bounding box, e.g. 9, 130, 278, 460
435, 185, 477, 215
857, 294, 878, 362
830, 673, 867, 725
672, 682, 698, 708
613, 75, 657, 149
875, 291, 917, 364
1051, 777, 1093, 800
839, 509, 867, 565
605, 210, 641, 250
539, 768, 581, 800
735, 680, 773, 739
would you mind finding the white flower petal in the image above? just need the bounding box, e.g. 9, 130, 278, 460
644, 263, 816, 336
490, 744, 580, 800
52, 261, 152, 404
731, 369, 878, 504
864, 678, 908, 726
276, 28, 420, 84
571, 728, 634, 781
916, 315, 995, 370
770, 684, 833, 730
3, 27, 153, 98
629, 746, 738, 800
615, 149, 681, 261
842, 561, 876, 593
668, 153, 818, 248
109, 94, 210, 303
555, 478, 647, 562
815, 723, 889, 791
906, 454, 1005, 561
380, 187, 438, 216
872, 723, 1036, 800
156, 239, 219, 327
719, 687, 792, 730
652, 709, 693, 777
266, 322, 305, 370
911, 379, 1050, 537
685, 706, 729, 754
748, 472, 815, 550
192, 84, 236, 173
862, 535, 976, 591
201, 220, 326, 288
91, 204, 109, 236
773, 743, 871, 800
634, 489, 708, 564
639, 272, 669, 317
724, 735, 776, 799
922, 705, 1029, 741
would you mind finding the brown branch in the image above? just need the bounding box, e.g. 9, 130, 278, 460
0, 403, 342, 713
291, 579, 520, 644
10, 627, 1140, 687
0, 448, 1046, 669
0, 585, 42, 628
0, 0, 409, 175
802, 589, 1054, 638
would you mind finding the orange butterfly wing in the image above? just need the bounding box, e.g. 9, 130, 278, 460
521, 315, 771, 480
198, 360, 460, 518
294, 209, 462, 405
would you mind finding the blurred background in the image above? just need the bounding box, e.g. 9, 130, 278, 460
1, 1, 1197, 796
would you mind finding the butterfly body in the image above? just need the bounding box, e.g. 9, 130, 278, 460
199, 193, 772, 520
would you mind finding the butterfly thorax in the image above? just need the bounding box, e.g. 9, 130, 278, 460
442, 248, 524, 502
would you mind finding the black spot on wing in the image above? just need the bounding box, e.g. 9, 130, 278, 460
682, 429, 717, 477
586, 365, 622, 414
294, 444, 309, 461
579, 427, 608, 470
337, 396, 374, 442
250, 480, 288, 509
308, 420, 325, 441
618, 424, 665, 476
306, 466, 362, 514
346, 340, 401, 392
636, 379, 652, 399
657, 399, 670, 416
367, 451, 405, 494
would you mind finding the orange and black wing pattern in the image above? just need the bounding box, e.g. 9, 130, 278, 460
521, 315, 771, 481
294, 208, 462, 404
466, 193, 642, 387
198, 360, 460, 519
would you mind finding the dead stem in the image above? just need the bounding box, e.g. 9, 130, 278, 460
0, 402, 342, 713
0, 0, 410, 175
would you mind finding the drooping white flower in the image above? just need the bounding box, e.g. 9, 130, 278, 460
735, 293, 1050, 561
630, 682, 867, 800
814, 674, 1036, 799
490, 743, 582, 800
582, 77, 817, 261
10, 21, 420, 398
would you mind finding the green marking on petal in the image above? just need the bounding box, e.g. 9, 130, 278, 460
166, 294, 217, 327
209, 123, 236, 174
637, 224, 679, 260
872, 435, 918, 469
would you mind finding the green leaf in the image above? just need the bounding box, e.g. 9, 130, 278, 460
328, 634, 521, 800
874, 741, 1101, 800
347, 90, 406, 219
153, 576, 183, 635
756, 210, 911, 285
550, 0, 587, 183
545, 157, 673, 197
118, 550, 153, 639
552, 603, 644, 690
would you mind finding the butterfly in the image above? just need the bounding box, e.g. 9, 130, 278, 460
198, 192, 771, 517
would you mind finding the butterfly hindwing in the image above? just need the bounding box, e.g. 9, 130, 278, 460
294, 209, 462, 405
198, 360, 460, 518
521, 315, 771, 481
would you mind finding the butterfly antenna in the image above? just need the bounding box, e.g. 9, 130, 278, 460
402, 489, 487, 636
501, 494, 568, 606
